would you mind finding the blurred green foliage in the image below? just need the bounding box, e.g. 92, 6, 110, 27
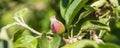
0, 0, 58, 32
0, 0, 58, 48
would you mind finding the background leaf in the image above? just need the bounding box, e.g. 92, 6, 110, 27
14, 8, 29, 17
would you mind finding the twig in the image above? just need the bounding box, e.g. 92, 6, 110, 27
13, 16, 42, 36
98, 15, 111, 38
98, 30, 103, 38
76, 30, 82, 37
99, 10, 110, 18
24, 24, 42, 35
70, 27, 73, 38
91, 30, 104, 44
20, 16, 25, 24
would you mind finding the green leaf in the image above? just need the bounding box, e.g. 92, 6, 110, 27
81, 20, 110, 31
51, 35, 61, 48
72, 6, 95, 34
60, 0, 72, 18
99, 18, 109, 24
116, 20, 120, 28
98, 43, 120, 48
75, 6, 95, 24
103, 33, 120, 45
109, 18, 120, 39
62, 40, 98, 48
60, 0, 69, 18
38, 34, 49, 48
65, 0, 88, 28
14, 35, 38, 48
115, 6, 120, 13
13, 29, 24, 42
39, 34, 61, 48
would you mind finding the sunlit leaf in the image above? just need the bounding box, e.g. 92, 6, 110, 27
14, 35, 38, 48
99, 18, 109, 24
98, 43, 120, 48
62, 40, 98, 48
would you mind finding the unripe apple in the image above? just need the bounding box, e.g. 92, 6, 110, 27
50, 16, 65, 34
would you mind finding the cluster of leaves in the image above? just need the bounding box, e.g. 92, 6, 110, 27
0, 0, 120, 48
60, 0, 120, 48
